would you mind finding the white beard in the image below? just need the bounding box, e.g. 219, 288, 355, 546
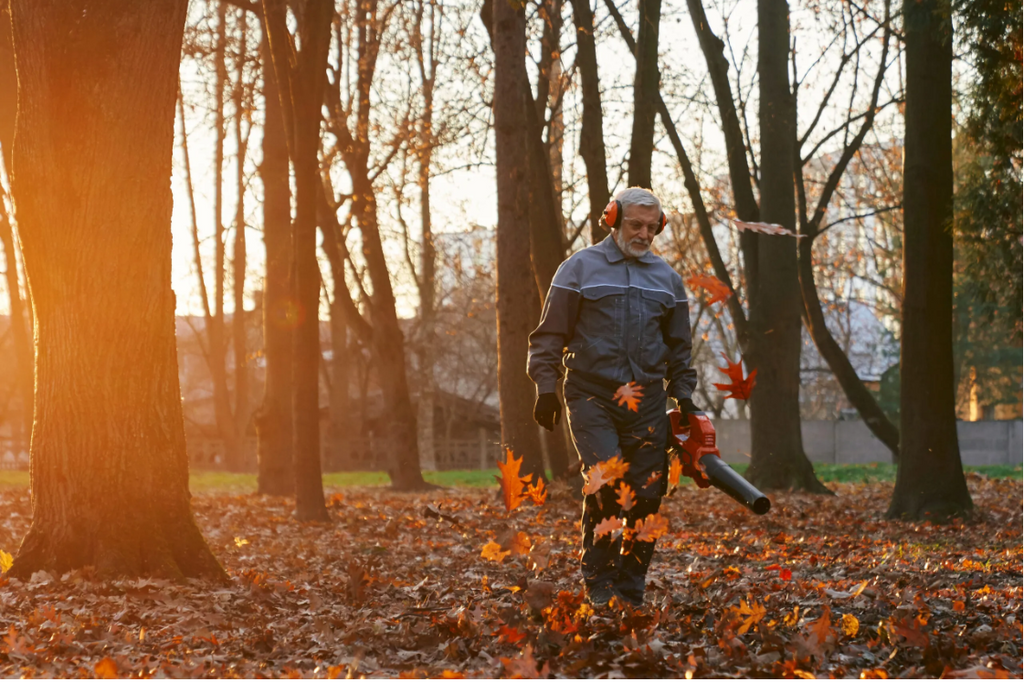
614, 229, 651, 258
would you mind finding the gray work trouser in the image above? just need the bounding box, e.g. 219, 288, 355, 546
564, 372, 669, 603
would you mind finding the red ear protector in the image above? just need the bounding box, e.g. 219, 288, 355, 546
602, 199, 667, 235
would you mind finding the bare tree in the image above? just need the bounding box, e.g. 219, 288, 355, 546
888, 0, 972, 519
262, 0, 332, 520
8, 0, 224, 578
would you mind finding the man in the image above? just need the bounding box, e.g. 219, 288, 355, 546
527, 187, 699, 608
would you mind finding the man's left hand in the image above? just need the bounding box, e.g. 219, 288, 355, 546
677, 397, 701, 414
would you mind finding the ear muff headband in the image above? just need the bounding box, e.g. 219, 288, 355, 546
602, 200, 668, 235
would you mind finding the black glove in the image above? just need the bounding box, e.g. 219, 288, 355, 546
533, 392, 562, 431
677, 397, 701, 414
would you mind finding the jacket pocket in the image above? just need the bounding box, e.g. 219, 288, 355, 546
577, 285, 625, 340
640, 288, 674, 368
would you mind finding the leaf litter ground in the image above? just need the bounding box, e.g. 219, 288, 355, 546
0, 474, 1019, 678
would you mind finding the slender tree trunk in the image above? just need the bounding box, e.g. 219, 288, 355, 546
8, 0, 224, 579
627, 0, 661, 189
232, 10, 250, 469
888, 0, 971, 520
255, 30, 294, 495
492, 0, 545, 482
262, 0, 331, 521
569, 0, 610, 244
208, 0, 242, 471
417, 113, 437, 472
743, 0, 828, 493
327, 296, 350, 470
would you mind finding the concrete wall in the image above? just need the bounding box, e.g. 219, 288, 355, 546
711, 419, 1022, 467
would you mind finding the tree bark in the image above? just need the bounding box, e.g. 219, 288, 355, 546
627, 0, 661, 189
232, 9, 250, 466
492, 0, 546, 482
211, 0, 243, 471
0, 201, 32, 449
568, 0, 610, 244
8, 0, 224, 579
262, 0, 331, 521
743, 0, 829, 493
887, 0, 971, 520
255, 29, 294, 496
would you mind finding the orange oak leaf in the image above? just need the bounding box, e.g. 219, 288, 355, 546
525, 479, 548, 506
668, 454, 683, 489
615, 481, 636, 511
613, 381, 644, 412
685, 274, 733, 306
593, 516, 624, 541
634, 513, 669, 543
713, 353, 758, 401
495, 448, 527, 512
734, 219, 807, 238
481, 540, 510, 563
643, 470, 663, 489
496, 625, 527, 645
582, 455, 630, 495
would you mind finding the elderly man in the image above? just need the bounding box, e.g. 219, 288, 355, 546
527, 187, 699, 607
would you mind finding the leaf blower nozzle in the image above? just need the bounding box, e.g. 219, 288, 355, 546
669, 409, 771, 515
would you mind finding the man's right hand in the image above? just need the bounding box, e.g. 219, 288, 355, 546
534, 392, 562, 431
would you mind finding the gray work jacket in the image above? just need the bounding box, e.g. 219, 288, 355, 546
527, 236, 698, 402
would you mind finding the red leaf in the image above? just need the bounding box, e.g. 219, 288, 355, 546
713, 353, 757, 401
685, 274, 733, 306
780, 568, 792, 581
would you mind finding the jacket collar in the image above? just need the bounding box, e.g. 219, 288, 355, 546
600, 234, 660, 265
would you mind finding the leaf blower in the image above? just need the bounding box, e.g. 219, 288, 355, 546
668, 410, 771, 515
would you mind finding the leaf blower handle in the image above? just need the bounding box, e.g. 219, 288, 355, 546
667, 409, 772, 515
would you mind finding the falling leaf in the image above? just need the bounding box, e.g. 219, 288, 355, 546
713, 353, 758, 401
593, 516, 624, 541
581, 455, 630, 495
496, 624, 527, 644
634, 513, 669, 543
523, 581, 556, 612
643, 470, 663, 489
481, 540, 510, 563
734, 219, 806, 238
495, 448, 528, 512
524, 479, 548, 506
0, 550, 12, 574
615, 482, 636, 511
94, 657, 118, 679
668, 455, 683, 489
507, 531, 532, 556
613, 381, 644, 412
685, 274, 733, 305
234, 536, 249, 548
841, 613, 859, 638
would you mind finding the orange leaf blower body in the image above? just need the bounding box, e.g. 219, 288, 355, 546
668, 410, 771, 515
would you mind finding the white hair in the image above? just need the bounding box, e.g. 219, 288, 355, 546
615, 187, 662, 215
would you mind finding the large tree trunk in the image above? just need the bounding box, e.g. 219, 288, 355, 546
8, 0, 224, 579
262, 0, 331, 521
744, 0, 829, 493
568, 0, 610, 244
255, 30, 294, 496
627, 0, 661, 189
887, 0, 971, 520
492, 0, 545, 482
0, 202, 32, 449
